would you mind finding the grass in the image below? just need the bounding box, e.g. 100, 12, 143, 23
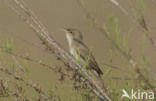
0, 0, 156, 101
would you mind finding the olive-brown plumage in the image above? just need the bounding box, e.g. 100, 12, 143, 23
63, 28, 103, 77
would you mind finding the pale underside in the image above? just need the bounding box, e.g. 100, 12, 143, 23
66, 33, 103, 76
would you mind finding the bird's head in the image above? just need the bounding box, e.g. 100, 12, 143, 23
63, 28, 83, 41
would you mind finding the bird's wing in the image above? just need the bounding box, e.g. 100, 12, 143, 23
73, 39, 103, 75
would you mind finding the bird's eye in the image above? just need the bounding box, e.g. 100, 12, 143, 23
70, 31, 73, 34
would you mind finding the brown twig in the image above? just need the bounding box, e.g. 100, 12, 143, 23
0, 44, 142, 83
0, 77, 30, 101
108, 0, 156, 50
77, 0, 156, 95
3, 0, 111, 100
0, 62, 56, 101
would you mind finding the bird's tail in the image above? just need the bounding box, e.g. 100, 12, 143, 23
93, 70, 102, 79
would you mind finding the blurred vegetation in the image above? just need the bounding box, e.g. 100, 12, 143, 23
0, 0, 156, 101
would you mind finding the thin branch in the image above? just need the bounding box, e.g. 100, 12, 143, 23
77, 0, 156, 94
11, 55, 25, 73
0, 42, 108, 101
103, 63, 131, 74
3, 0, 111, 100
1, 28, 156, 78
0, 77, 30, 101
0, 62, 56, 101
106, 0, 156, 50
105, 76, 135, 81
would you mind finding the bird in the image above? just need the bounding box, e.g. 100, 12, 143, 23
63, 28, 103, 77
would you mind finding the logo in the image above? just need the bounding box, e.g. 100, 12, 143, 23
121, 89, 154, 100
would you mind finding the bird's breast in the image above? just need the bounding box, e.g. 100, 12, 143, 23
70, 47, 80, 62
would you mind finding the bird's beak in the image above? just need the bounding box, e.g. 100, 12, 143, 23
60, 28, 68, 34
